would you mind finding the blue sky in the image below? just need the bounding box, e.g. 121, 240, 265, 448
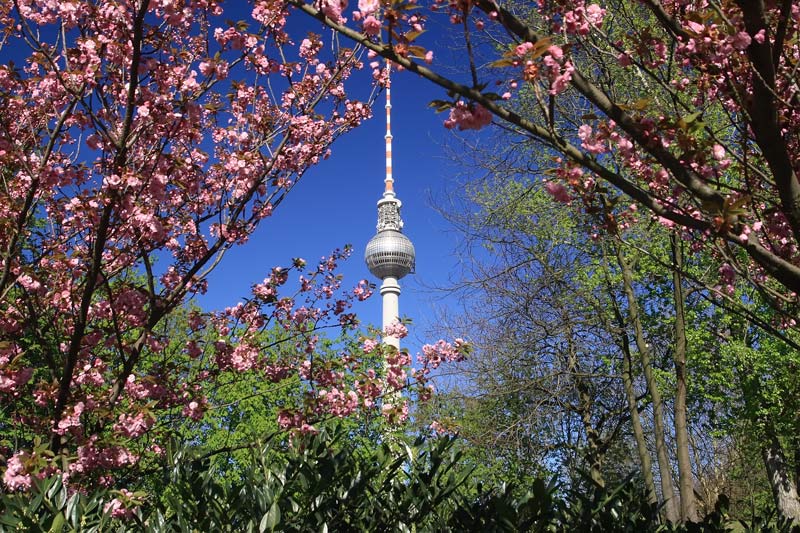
198, 62, 471, 350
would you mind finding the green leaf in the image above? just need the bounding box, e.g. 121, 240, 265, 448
0, 514, 22, 526
405, 29, 425, 42
427, 100, 453, 113
49, 511, 66, 532
65, 493, 81, 527
259, 501, 280, 532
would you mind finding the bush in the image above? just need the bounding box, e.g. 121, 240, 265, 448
2, 429, 797, 532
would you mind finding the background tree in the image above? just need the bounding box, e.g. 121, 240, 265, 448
415, 129, 800, 523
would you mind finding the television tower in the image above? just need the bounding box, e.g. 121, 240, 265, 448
364, 63, 415, 349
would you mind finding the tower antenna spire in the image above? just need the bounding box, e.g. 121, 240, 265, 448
384, 61, 394, 197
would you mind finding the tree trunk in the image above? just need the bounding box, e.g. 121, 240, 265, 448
671, 234, 697, 522
577, 379, 605, 488
608, 282, 658, 505
794, 434, 800, 497
566, 315, 606, 488
616, 241, 680, 524
621, 340, 658, 504
763, 421, 800, 523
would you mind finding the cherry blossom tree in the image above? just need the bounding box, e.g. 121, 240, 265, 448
0, 0, 478, 494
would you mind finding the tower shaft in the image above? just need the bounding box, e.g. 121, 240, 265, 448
381, 277, 400, 349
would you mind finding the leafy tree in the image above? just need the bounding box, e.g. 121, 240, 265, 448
422, 150, 800, 524
425, 179, 635, 488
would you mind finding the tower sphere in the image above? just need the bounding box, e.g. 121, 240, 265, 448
365, 229, 415, 280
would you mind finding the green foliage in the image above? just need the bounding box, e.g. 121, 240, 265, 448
157, 315, 386, 483
3, 428, 795, 532
0, 475, 113, 532
0, 428, 544, 532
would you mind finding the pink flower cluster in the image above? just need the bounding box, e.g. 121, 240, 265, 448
320, 0, 349, 23
543, 45, 574, 95
103, 489, 141, 520
383, 320, 409, 339
316, 387, 360, 417
562, 3, 606, 35
418, 339, 468, 372
381, 400, 409, 425
68, 437, 139, 478
544, 181, 572, 203
0, 366, 33, 396
385, 350, 411, 390
2, 452, 31, 491
444, 101, 493, 131
113, 411, 154, 439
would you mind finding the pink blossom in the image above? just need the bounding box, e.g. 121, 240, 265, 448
0, 366, 33, 394
358, 0, 379, 16
578, 124, 606, 154
585, 4, 605, 26
299, 38, 319, 60
114, 412, 154, 439
547, 45, 564, 61
230, 343, 259, 371
443, 101, 492, 131
3, 452, 31, 491
731, 32, 751, 51
550, 61, 574, 94
353, 279, 372, 301
103, 489, 139, 519
739, 227, 751, 243
363, 15, 381, 36
544, 181, 571, 203
686, 20, 705, 34
382, 400, 409, 424
429, 420, 452, 435
16, 274, 41, 292
384, 320, 408, 339
277, 409, 305, 429
515, 42, 534, 57
320, 0, 348, 23
719, 264, 736, 295
182, 399, 206, 421
362, 338, 379, 352
56, 401, 85, 435
418, 339, 467, 370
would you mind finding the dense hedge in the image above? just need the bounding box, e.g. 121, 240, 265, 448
1, 430, 797, 532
